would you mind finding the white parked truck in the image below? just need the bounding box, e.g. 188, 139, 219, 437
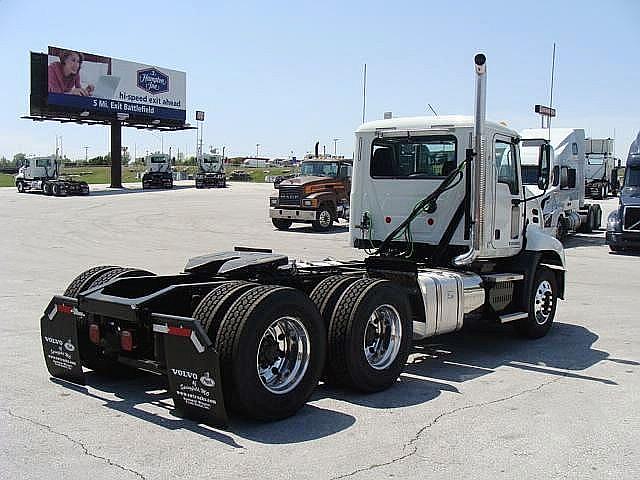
15, 156, 89, 196
584, 137, 617, 198
142, 153, 173, 189
195, 152, 226, 188
520, 128, 601, 241
40, 54, 566, 426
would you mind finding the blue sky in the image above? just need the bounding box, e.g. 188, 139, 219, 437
0, 0, 638, 161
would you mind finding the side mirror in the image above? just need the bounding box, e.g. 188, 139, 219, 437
537, 143, 551, 190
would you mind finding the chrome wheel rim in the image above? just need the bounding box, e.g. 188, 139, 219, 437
257, 316, 310, 394
363, 304, 402, 370
318, 210, 332, 228
534, 280, 554, 325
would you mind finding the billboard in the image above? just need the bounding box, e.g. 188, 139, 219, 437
45, 46, 186, 122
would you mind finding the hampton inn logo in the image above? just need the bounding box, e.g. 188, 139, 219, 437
137, 68, 169, 94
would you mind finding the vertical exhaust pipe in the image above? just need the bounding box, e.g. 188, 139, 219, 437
454, 53, 487, 267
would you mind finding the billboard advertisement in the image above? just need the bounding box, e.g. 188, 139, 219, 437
46, 46, 186, 122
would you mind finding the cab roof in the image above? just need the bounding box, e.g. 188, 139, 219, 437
356, 115, 518, 138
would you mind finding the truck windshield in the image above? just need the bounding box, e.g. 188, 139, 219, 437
625, 167, 640, 187
588, 156, 604, 165
521, 165, 539, 185
35, 159, 52, 167
370, 135, 457, 178
301, 162, 339, 177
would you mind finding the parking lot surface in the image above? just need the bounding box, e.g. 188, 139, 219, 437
1, 182, 638, 479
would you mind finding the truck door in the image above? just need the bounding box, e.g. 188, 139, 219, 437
492, 136, 523, 252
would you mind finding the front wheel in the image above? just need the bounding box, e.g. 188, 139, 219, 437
272, 218, 293, 230
312, 206, 334, 232
43, 183, 53, 196
16, 181, 25, 193
515, 267, 558, 339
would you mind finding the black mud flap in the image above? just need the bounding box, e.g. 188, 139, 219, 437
152, 314, 228, 427
40, 296, 86, 385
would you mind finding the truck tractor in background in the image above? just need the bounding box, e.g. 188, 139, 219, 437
584, 138, 618, 199
142, 153, 173, 190
195, 152, 226, 188
15, 156, 89, 196
606, 145, 640, 251
41, 54, 567, 426
520, 128, 601, 242
269, 153, 352, 231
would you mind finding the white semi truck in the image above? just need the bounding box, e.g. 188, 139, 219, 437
15, 156, 89, 196
142, 153, 173, 189
41, 54, 566, 426
195, 152, 226, 188
520, 128, 601, 241
584, 137, 617, 198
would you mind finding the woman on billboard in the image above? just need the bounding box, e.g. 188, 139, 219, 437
48, 50, 94, 96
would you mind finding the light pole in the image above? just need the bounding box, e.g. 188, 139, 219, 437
256, 143, 260, 157
332, 138, 340, 156
83, 146, 89, 163
55, 135, 63, 159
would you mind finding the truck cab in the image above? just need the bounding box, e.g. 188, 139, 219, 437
607, 154, 640, 251
520, 129, 601, 241
195, 153, 226, 188
269, 157, 352, 231
350, 115, 544, 261
142, 153, 173, 190
15, 156, 89, 196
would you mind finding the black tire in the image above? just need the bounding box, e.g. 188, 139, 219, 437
193, 281, 259, 338
309, 275, 361, 327
326, 278, 412, 392
43, 183, 53, 196
66, 267, 155, 375
593, 205, 602, 230
555, 217, 567, 242
214, 285, 326, 421
312, 205, 334, 232
16, 181, 25, 193
53, 184, 66, 197
582, 210, 594, 233
64, 265, 119, 297
272, 218, 293, 230
609, 244, 622, 252
80, 182, 89, 196
515, 267, 558, 339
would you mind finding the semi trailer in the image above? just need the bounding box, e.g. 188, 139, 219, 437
41, 54, 566, 426
584, 138, 617, 198
195, 152, 226, 188
142, 153, 173, 189
520, 128, 601, 241
15, 156, 89, 196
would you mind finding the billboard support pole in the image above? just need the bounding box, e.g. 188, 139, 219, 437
110, 120, 123, 188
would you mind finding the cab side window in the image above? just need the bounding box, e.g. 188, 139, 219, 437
495, 140, 519, 195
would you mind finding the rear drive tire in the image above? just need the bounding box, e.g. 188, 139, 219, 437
309, 275, 361, 327
67, 267, 155, 375
214, 285, 326, 420
193, 281, 259, 339
272, 218, 293, 230
515, 267, 558, 339
326, 278, 412, 392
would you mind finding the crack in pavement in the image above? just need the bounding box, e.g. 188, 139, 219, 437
330, 377, 562, 480
5, 409, 147, 480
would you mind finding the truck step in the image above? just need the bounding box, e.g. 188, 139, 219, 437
482, 273, 524, 283
499, 312, 528, 323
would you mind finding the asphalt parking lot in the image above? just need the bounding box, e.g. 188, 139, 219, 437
1, 182, 638, 480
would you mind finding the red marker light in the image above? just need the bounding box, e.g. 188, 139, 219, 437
427, 218, 434, 226
89, 324, 100, 345
385, 216, 392, 224
168, 326, 192, 337
120, 330, 133, 351
57, 304, 73, 315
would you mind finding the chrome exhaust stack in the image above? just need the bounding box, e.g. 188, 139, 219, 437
454, 53, 487, 267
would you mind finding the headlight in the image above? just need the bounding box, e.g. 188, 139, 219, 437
270, 197, 278, 206
303, 199, 317, 207
607, 211, 620, 231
